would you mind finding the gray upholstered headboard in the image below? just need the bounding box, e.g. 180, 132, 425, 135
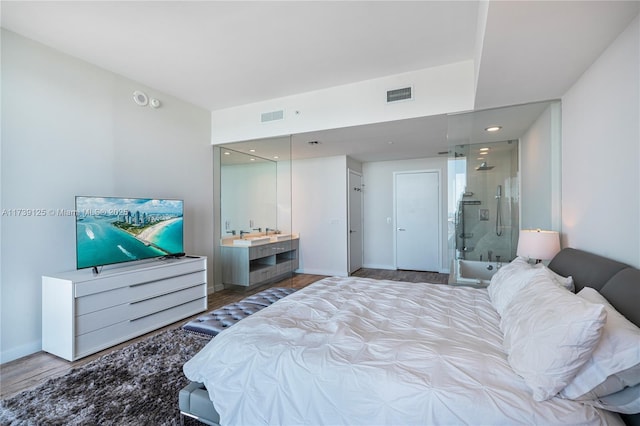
548, 248, 639, 326
548, 248, 629, 292
548, 248, 640, 426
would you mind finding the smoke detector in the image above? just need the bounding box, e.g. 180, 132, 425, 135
132, 90, 148, 106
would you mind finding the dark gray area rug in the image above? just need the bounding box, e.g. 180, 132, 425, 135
0, 329, 211, 425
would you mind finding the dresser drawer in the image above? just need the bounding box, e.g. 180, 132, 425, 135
75, 298, 206, 358
76, 271, 206, 315
76, 284, 206, 335
75, 258, 205, 297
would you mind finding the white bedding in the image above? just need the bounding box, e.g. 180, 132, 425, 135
183, 276, 622, 425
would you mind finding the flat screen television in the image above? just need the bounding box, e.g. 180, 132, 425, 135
75, 196, 184, 270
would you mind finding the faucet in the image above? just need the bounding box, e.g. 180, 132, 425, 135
488, 250, 493, 262
253, 227, 262, 233
239, 230, 250, 238
226, 230, 236, 236
265, 227, 276, 235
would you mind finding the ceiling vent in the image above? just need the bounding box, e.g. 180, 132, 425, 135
386, 86, 413, 103
261, 109, 284, 123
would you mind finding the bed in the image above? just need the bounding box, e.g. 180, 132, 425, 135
182, 248, 640, 425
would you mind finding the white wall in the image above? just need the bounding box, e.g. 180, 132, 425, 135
0, 30, 213, 362
210, 61, 475, 144
362, 157, 449, 272
520, 102, 562, 231
561, 15, 639, 267
291, 156, 348, 276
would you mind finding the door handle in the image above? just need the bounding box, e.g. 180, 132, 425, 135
397, 228, 406, 231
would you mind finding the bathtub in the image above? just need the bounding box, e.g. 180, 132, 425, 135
448, 259, 502, 287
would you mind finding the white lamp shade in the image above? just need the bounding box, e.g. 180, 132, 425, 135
517, 229, 561, 261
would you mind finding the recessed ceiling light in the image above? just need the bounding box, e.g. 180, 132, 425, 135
485, 126, 502, 132
273, 156, 279, 159
249, 149, 256, 153
250, 158, 255, 161
477, 157, 485, 161
480, 147, 490, 152
224, 152, 231, 155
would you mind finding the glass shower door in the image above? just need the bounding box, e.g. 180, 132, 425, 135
451, 140, 519, 263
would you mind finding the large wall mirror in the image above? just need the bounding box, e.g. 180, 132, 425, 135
218, 136, 292, 239
220, 148, 277, 236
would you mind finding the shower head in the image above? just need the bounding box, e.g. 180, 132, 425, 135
476, 162, 494, 171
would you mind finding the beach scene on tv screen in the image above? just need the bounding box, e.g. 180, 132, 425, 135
76, 197, 184, 269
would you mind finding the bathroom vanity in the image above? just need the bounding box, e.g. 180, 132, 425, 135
221, 236, 299, 287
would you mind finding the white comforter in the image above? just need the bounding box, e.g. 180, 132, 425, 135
183, 276, 621, 425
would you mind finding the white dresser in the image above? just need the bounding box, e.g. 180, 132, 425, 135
42, 256, 207, 361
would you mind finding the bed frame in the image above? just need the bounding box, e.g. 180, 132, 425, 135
179, 247, 640, 426
548, 248, 640, 426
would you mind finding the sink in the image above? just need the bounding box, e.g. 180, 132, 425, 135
232, 236, 271, 246
270, 234, 292, 242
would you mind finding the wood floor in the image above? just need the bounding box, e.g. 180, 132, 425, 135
0, 268, 448, 401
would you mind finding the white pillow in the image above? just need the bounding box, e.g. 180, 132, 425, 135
487, 256, 538, 317
501, 270, 607, 401
587, 384, 640, 414
560, 287, 640, 400
535, 263, 574, 292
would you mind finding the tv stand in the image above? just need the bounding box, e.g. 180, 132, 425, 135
42, 256, 207, 361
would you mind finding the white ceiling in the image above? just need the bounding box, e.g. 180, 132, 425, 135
2, 1, 638, 162
474, 1, 639, 109
0, 1, 479, 111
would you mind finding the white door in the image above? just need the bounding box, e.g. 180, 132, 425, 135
348, 170, 363, 273
395, 171, 440, 271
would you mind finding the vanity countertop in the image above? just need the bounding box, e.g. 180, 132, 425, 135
221, 233, 299, 247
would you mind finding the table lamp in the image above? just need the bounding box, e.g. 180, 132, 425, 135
516, 229, 561, 263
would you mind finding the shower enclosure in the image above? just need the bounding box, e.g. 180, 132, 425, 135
448, 140, 519, 285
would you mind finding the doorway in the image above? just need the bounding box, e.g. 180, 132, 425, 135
394, 170, 440, 272
348, 170, 363, 274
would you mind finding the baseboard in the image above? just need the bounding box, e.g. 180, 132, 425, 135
295, 268, 348, 277
361, 264, 396, 270
1, 339, 42, 364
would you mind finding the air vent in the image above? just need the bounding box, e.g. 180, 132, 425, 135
260, 110, 284, 123
386, 86, 413, 103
